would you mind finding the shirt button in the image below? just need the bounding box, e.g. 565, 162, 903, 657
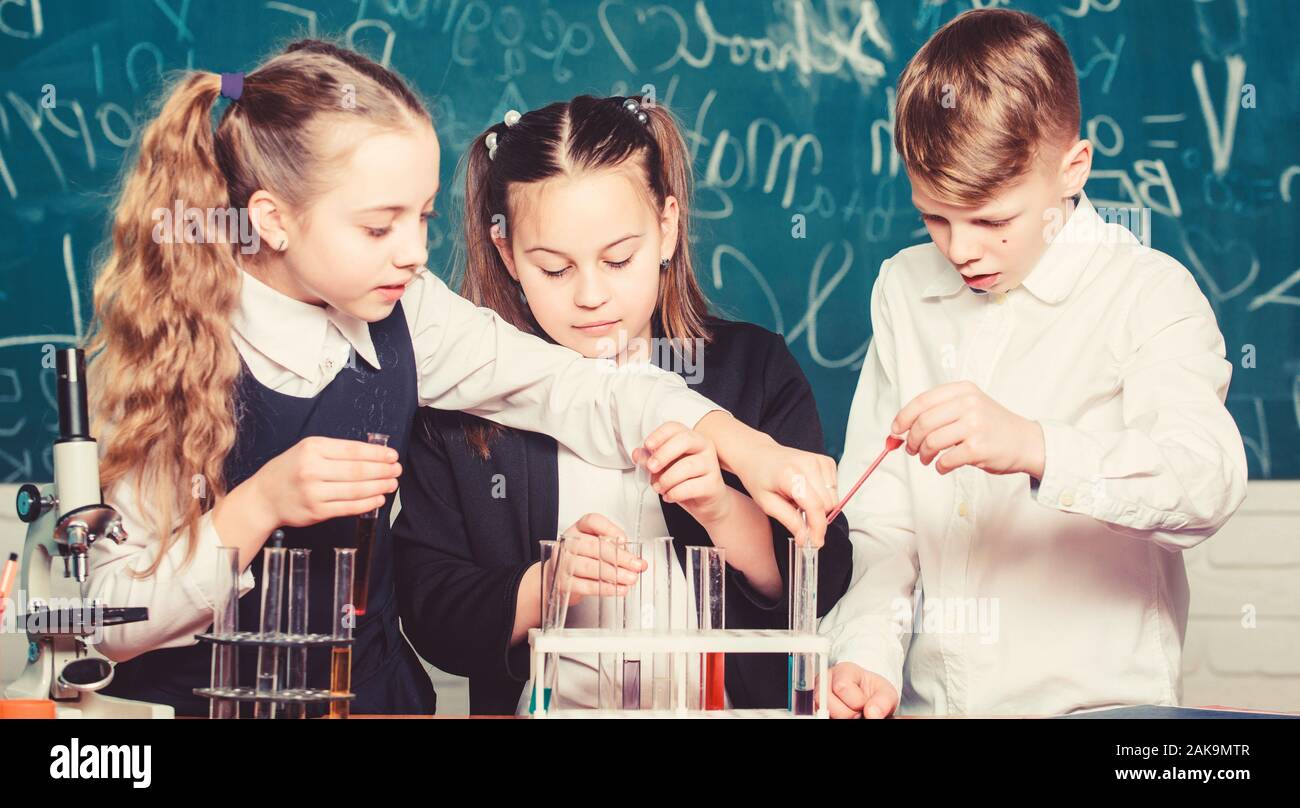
323, 358, 335, 370
957, 501, 970, 518
1060, 492, 1075, 507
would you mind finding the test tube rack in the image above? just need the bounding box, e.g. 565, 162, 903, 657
192, 544, 357, 717
527, 628, 829, 718
191, 631, 355, 709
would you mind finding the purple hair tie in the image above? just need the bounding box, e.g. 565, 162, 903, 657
219, 72, 244, 101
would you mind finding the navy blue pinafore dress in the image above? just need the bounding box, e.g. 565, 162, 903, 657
104, 302, 437, 716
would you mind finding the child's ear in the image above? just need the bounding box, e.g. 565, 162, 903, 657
248, 190, 292, 252
1058, 139, 1092, 198
659, 195, 681, 263
490, 222, 519, 281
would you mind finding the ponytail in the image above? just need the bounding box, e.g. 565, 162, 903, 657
87, 71, 243, 574
458, 126, 535, 334
639, 99, 709, 355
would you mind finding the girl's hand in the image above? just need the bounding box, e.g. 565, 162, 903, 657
555, 513, 647, 607
892, 381, 1046, 477
632, 422, 730, 527
679, 414, 838, 547
248, 436, 401, 528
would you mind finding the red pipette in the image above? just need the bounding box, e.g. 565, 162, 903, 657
828, 435, 905, 523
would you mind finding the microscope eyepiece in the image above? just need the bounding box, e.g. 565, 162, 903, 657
56, 348, 91, 441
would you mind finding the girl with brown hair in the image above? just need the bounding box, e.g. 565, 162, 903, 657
392, 95, 853, 714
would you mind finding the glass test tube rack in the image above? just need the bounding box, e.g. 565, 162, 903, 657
192, 544, 357, 717
527, 628, 830, 719
191, 632, 356, 713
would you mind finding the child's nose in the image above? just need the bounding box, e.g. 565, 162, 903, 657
573, 266, 611, 309
946, 226, 984, 267
394, 227, 429, 269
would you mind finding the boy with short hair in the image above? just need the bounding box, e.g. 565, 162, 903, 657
822, 8, 1248, 717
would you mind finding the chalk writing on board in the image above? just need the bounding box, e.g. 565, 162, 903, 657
1, 0, 1296, 474
597, 0, 892, 90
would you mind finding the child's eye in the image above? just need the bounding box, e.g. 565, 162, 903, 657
420, 210, 437, 222
921, 214, 945, 224
365, 226, 391, 238
606, 255, 633, 269
979, 219, 1012, 228
541, 266, 571, 279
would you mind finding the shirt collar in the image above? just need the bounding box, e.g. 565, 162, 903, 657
920, 192, 1104, 304
1019, 192, 1103, 304
232, 270, 381, 380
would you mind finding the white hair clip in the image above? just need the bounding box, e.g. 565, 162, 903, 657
487, 110, 522, 161
622, 97, 649, 126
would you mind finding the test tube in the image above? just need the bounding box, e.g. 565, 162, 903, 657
617, 541, 644, 709
548, 536, 575, 631
209, 546, 240, 719
285, 548, 310, 719
787, 536, 793, 709
330, 547, 357, 719
352, 432, 390, 618
540, 536, 577, 710
790, 539, 819, 716
531, 539, 560, 714
687, 546, 726, 711
596, 536, 623, 711
620, 455, 655, 711
253, 543, 286, 719
643, 536, 675, 710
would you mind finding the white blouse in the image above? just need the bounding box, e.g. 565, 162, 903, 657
90, 268, 719, 662
819, 193, 1248, 716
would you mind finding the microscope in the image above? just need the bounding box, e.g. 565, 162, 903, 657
2, 348, 171, 718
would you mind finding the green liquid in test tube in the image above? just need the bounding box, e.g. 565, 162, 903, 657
531, 539, 560, 714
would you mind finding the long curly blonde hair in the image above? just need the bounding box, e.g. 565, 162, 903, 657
86, 40, 431, 576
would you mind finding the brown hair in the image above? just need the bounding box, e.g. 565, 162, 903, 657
894, 8, 1080, 205
86, 40, 431, 576
455, 95, 712, 459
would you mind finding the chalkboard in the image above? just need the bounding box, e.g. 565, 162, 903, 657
1, 0, 1297, 480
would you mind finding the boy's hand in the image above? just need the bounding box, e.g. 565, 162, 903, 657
891, 381, 1045, 477
822, 662, 899, 719
634, 422, 730, 526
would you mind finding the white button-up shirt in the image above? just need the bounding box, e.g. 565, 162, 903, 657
820, 193, 1248, 716
91, 269, 718, 661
